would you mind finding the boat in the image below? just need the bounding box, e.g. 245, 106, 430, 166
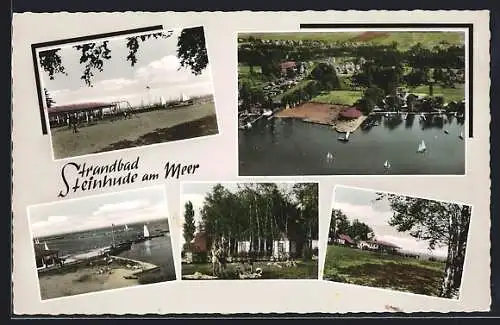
134, 224, 152, 243
459, 131, 464, 139
326, 152, 334, 161
124, 224, 129, 232
262, 110, 273, 117
384, 160, 391, 169
417, 140, 427, 153
420, 113, 426, 121
444, 129, 449, 134
337, 131, 350, 142
402, 113, 408, 120
44, 242, 49, 250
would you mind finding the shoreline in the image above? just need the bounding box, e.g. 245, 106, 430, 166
37, 255, 161, 300
275, 102, 368, 133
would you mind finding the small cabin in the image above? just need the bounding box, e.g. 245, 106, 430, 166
272, 235, 297, 260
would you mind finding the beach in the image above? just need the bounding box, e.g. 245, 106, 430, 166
38, 255, 157, 300
276, 102, 366, 133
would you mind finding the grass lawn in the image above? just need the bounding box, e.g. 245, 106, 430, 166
323, 245, 446, 297
182, 259, 318, 280
273, 79, 314, 102
50, 102, 218, 159
311, 90, 363, 106
410, 84, 465, 103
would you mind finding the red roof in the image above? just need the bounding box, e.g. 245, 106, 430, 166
47, 102, 115, 114
339, 107, 362, 119
190, 231, 208, 252
338, 234, 356, 244
280, 61, 296, 70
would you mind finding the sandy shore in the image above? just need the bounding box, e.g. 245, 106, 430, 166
276, 102, 367, 133
38, 256, 157, 300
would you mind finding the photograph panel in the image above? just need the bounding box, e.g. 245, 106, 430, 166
27, 186, 176, 301
323, 185, 472, 300
34, 26, 219, 160
180, 182, 319, 280
237, 30, 467, 176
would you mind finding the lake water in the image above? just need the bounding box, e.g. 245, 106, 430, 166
239, 113, 465, 175
35, 219, 175, 278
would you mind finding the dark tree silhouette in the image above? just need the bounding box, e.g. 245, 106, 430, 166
177, 26, 208, 76
43, 88, 56, 108
183, 201, 196, 246
376, 193, 471, 299
38, 28, 207, 87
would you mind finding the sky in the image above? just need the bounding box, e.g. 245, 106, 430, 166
180, 182, 297, 246
38, 28, 214, 107
333, 186, 448, 258
29, 187, 168, 237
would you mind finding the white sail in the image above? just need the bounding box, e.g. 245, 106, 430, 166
384, 160, 391, 169
160, 96, 166, 105
181, 93, 190, 102
418, 140, 427, 152
345, 131, 350, 140
459, 131, 464, 139
124, 224, 129, 231
143, 225, 150, 238
44, 242, 49, 250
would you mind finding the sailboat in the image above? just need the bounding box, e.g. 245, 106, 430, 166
124, 224, 129, 232
180, 93, 190, 102
326, 152, 334, 162
459, 131, 464, 139
44, 242, 49, 251
383, 160, 391, 169
337, 131, 350, 142
143, 225, 150, 239
34, 238, 40, 244
417, 140, 427, 153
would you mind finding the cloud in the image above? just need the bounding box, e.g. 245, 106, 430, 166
92, 200, 150, 216
136, 55, 181, 81
333, 202, 392, 227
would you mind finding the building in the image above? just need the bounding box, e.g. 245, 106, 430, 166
272, 234, 297, 260
358, 239, 401, 254
189, 231, 209, 253
47, 102, 118, 127
279, 61, 297, 75
334, 234, 357, 247
339, 107, 363, 120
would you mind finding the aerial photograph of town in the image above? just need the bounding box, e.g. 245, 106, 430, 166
237, 31, 466, 175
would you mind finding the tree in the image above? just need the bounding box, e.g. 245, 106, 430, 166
39, 28, 207, 87
43, 88, 56, 108
330, 209, 350, 240
177, 26, 209, 76
348, 219, 373, 241
359, 86, 384, 115
310, 62, 341, 90
183, 201, 196, 245
376, 193, 472, 299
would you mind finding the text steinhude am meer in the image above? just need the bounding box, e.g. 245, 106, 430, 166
58, 157, 200, 198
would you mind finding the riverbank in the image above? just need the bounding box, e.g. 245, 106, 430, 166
276, 102, 367, 133
38, 255, 159, 300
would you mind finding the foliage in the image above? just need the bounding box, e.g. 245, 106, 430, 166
310, 62, 341, 90
183, 201, 196, 245
38, 28, 207, 87
198, 183, 318, 259
43, 88, 56, 108
376, 193, 471, 299
330, 209, 373, 242
177, 26, 209, 76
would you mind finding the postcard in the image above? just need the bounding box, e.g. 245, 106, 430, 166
11, 10, 491, 315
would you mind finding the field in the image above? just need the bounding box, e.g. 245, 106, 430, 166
50, 102, 218, 159
182, 260, 318, 280
410, 84, 465, 103
323, 245, 446, 297
311, 90, 363, 106
238, 32, 465, 50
